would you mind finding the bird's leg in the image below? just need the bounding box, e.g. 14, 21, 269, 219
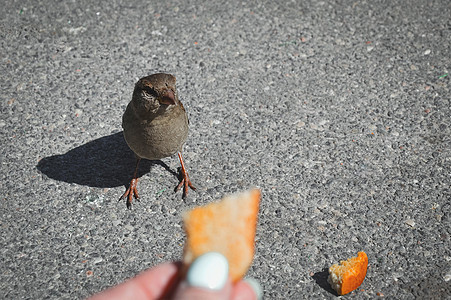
175, 152, 196, 198
120, 157, 141, 209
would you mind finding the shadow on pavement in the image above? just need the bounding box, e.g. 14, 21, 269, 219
36, 131, 177, 188
312, 268, 338, 296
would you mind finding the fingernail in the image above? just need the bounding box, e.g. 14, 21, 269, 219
187, 252, 229, 290
244, 277, 263, 300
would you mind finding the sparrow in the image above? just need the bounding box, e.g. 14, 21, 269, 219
120, 73, 195, 208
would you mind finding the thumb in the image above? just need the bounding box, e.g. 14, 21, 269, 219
171, 252, 232, 300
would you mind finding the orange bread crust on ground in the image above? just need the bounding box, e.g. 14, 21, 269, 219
182, 189, 261, 282
328, 251, 368, 295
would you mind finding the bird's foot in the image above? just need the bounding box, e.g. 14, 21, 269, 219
175, 168, 196, 198
120, 178, 139, 209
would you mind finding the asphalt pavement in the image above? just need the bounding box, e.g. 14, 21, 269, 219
1, 0, 450, 299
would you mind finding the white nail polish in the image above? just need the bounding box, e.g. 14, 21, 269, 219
244, 277, 263, 300
187, 252, 229, 290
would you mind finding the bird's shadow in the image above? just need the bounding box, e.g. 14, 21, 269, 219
312, 268, 338, 296
36, 131, 178, 188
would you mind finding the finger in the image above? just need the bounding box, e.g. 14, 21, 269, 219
171, 252, 231, 300
172, 279, 233, 300
88, 262, 179, 300
231, 278, 263, 300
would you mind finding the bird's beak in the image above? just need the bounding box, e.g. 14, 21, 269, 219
160, 90, 176, 105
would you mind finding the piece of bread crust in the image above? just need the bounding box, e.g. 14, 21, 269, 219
328, 251, 368, 295
182, 189, 261, 282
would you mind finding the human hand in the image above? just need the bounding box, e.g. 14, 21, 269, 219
88, 252, 262, 300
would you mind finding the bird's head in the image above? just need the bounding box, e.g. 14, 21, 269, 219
132, 73, 178, 117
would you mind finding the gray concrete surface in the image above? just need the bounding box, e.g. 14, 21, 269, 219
1, 0, 450, 299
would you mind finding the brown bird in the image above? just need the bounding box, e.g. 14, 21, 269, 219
120, 73, 195, 208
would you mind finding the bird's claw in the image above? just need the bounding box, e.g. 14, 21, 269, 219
175, 168, 196, 198
120, 178, 139, 209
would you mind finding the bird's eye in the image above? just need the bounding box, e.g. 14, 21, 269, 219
143, 86, 158, 97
